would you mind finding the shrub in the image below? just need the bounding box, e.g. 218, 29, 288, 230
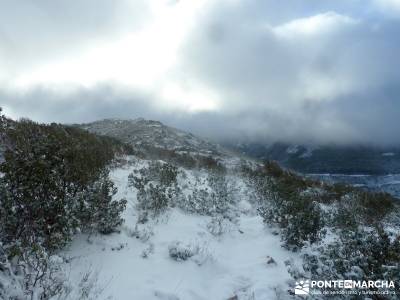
207, 215, 233, 237
252, 162, 326, 250
168, 241, 198, 262
0, 114, 127, 299
248, 161, 396, 250
182, 178, 211, 215
356, 191, 394, 223
0, 119, 126, 251
0, 242, 107, 300
259, 194, 325, 251
178, 171, 236, 219
79, 171, 127, 235
0, 242, 67, 300
303, 227, 400, 299
207, 170, 233, 215
332, 198, 359, 230
139, 145, 226, 171
128, 161, 179, 222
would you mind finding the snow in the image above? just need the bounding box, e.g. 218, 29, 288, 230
286, 145, 300, 154
286, 145, 316, 158
382, 152, 395, 157
63, 158, 298, 300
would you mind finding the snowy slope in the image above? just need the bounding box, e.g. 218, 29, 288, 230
64, 157, 299, 300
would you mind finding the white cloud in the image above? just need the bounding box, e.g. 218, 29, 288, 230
7, 0, 209, 90
2, 0, 217, 115
273, 12, 358, 38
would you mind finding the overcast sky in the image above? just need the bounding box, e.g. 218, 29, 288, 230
1, 0, 400, 145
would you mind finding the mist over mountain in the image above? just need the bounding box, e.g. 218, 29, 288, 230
224, 141, 400, 175
222, 139, 400, 199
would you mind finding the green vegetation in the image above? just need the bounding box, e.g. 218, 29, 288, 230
138, 145, 226, 171
242, 160, 400, 298
303, 226, 400, 299
251, 162, 326, 250
0, 118, 127, 251
242, 161, 397, 250
0, 110, 127, 299
128, 161, 180, 223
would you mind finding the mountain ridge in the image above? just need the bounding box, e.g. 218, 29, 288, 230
77, 118, 228, 156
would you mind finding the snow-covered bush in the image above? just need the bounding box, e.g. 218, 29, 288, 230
184, 186, 211, 214
207, 171, 228, 209
167, 240, 213, 265
129, 161, 179, 189
191, 244, 214, 266
180, 176, 211, 215
245, 161, 396, 250
251, 162, 326, 250
79, 171, 127, 235
129, 224, 154, 242
207, 215, 234, 237
0, 244, 66, 300
259, 197, 325, 251
181, 172, 234, 213
179, 171, 238, 236
0, 242, 107, 300
0, 119, 126, 251
168, 241, 198, 262
128, 161, 179, 222
0, 108, 8, 155
0, 116, 127, 299
141, 243, 154, 258
330, 195, 359, 230
302, 227, 400, 299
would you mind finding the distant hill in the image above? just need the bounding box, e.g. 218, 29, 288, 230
77, 118, 228, 157
225, 142, 400, 175
76, 119, 400, 175
74, 118, 247, 170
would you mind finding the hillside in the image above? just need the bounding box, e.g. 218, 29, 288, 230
225, 141, 400, 198
64, 155, 400, 299
78, 118, 227, 158
2, 115, 400, 299
64, 157, 298, 299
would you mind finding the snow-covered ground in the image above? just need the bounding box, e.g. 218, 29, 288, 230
64, 159, 299, 300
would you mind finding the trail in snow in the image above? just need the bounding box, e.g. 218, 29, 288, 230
64, 162, 298, 300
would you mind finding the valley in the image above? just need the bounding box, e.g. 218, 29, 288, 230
306, 173, 400, 199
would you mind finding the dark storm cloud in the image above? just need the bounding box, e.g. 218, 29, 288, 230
2, 83, 399, 147
1, 0, 400, 145
176, 0, 400, 145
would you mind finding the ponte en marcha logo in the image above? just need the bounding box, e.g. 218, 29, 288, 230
294, 279, 397, 297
